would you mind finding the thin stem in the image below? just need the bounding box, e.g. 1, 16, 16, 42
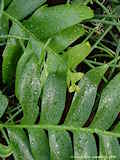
83, 27, 96, 43
95, 0, 120, 32
7, 105, 21, 114
0, 124, 120, 138
99, 43, 116, 56
91, 26, 112, 52
6, 109, 22, 123
84, 59, 95, 68
96, 46, 114, 57
90, 19, 120, 26
90, 54, 112, 58
1, 129, 9, 145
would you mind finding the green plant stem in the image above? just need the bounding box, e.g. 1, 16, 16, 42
95, 46, 114, 57
91, 26, 112, 52
90, 19, 120, 26
99, 43, 116, 56
0, 124, 120, 138
95, 0, 120, 32
1, 129, 10, 144
83, 27, 96, 43
6, 109, 22, 123
90, 54, 112, 58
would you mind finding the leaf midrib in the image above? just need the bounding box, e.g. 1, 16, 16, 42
0, 124, 120, 138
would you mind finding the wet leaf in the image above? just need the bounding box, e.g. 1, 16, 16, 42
65, 65, 108, 127
74, 132, 97, 160
15, 43, 41, 124
48, 24, 85, 53
7, 0, 47, 20
2, 23, 27, 85
46, 53, 67, 74
28, 128, 50, 160
48, 130, 73, 160
8, 128, 34, 160
90, 72, 120, 130
63, 42, 91, 69
40, 73, 67, 124
24, 4, 93, 40
99, 135, 120, 159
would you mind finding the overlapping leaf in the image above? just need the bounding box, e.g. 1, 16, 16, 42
90, 72, 120, 130
40, 73, 67, 125
28, 128, 50, 160
48, 24, 85, 53
15, 43, 41, 124
2, 23, 27, 85
8, 128, 34, 160
24, 4, 93, 40
1, 1, 120, 160
65, 65, 108, 127
99, 135, 120, 159
6, 0, 47, 20
74, 132, 97, 160
48, 130, 73, 160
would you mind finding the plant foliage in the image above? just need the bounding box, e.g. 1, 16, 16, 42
0, 0, 120, 159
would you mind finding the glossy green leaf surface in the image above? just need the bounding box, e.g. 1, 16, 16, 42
4, 0, 12, 8
15, 44, 41, 124
40, 73, 67, 124
74, 132, 97, 160
48, 130, 73, 160
90, 72, 120, 130
28, 128, 50, 160
0, 91, 8, 118
99, 135, 120, 159
7, 0, 46, 20
30, 37, 45, 62
46, 53, 67, 74
39, 48, 67, 90
1, 1, 119, 159
63, 42, 91, 69
65, 65, 108, 127
2, 23, 27, 85
8, 128, 34, 160
24, 4, 93, 40
0, 143, 12, 158
48, 24, 85, 53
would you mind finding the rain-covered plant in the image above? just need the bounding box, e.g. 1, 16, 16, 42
0, 0, 120, 159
